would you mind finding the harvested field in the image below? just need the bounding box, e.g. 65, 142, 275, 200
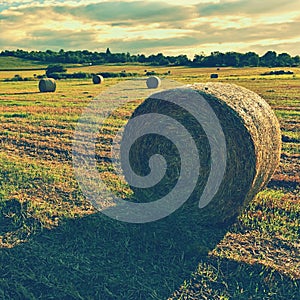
0, 66, 299, 299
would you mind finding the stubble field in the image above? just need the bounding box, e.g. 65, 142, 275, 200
0, 63, 299, 299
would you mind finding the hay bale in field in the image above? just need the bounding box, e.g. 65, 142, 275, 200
146, 76, 161, 89
123, 82, 281, 225
93, 75, 104, 84
38, 78, 56, 92
210, 73, 218, 79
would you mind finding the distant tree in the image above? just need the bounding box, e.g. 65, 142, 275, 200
200, 51, 224, 67
137, 54, 146, 63
112, 53, 127, 63
192, 53, 206, 66
147, 53, 170, 65
46, 64, 66, 77
260, 51, 277, 67
46, 49, 54, 55
248, 52, 260, 67
293, 55, 300, 66
224, 52, 240, 67
0, 50, 14, 56
240, 52, 259, 67
1, 48, 298, 68
276, 53, 293, 67
174, 54, 190, 66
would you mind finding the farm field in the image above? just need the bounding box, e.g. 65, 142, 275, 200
0, 64, 299, 299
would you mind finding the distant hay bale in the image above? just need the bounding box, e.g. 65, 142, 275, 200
124, 82, 281, 225
38, 78, 56, 93
146, 76, 161, 89
210, 73, 219, 79
93, 75, 104, 84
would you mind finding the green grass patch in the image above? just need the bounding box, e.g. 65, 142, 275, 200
237, 189, 300, 241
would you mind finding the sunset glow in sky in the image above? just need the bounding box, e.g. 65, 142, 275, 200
1, 0, 300, 56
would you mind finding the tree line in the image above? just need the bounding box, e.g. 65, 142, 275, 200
1, 48, 299, 67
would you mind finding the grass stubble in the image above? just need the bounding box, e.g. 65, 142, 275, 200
0, 65, 299, 299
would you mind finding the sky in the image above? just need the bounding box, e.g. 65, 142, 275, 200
1, 0, 300, 57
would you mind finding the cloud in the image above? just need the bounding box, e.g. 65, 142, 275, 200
196, 0, 300, 17
10, 1, 195, 24
0, 29, 101, 50
246, 39, 300, 56
105, 35, 199, 53
189, 19, 300, 44
0, 1, 197, 51
0, 0, 300, 56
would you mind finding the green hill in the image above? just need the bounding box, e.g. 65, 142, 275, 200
0, 56, 47, 70
0, 56, 86, 71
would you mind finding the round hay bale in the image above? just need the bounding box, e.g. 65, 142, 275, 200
210, 73, 219, 79
146, 76, 161, 89
38, 78, 56, 93
122, 82, 281, 225
93, 75, 104, 84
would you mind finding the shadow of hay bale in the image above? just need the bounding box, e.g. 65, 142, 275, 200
1, 212, 299, 299
1, 211, 228, 299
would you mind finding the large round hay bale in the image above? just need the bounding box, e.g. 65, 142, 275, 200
38, 78, 56, 92
210, 73, 218, 78
93, 75, 104, 84
122, 82, 281, 225
146, 76, 161, 89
